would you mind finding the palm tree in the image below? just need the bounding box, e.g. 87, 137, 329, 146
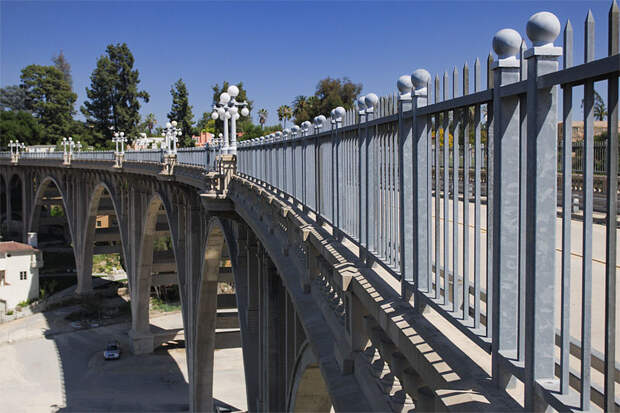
258, 108, 268, 129
277, 105, 292, 129
144, 113, 157, 135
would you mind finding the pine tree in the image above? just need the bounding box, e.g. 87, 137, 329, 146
52, 50, 72, 89
20, 65, 76, 143
168, 78, 194, 147
81, 43, 149, 147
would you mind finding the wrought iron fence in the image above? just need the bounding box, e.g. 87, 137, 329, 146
73, 150, 115, 161
124, 149, 163, 163
238, 3, 619, 411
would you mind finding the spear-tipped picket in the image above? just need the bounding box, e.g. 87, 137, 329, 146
435, 75, 440, 104
610, 0, 619, 55
475, 58, 481, 93
443, 71, 449, 101
564, 19, 574, 69
453, 67, 459, 98
520, 40, 527, 80
487, 52, 494, 89
586, 10, 595, 63
463, 62, 470, 96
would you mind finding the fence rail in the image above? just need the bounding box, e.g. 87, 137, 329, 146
238, 4, 619, 411
0, 145, 224, 171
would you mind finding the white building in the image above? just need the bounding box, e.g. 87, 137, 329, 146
0, 241, 43, 311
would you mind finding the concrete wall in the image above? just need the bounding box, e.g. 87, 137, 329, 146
0, 251, 40, 310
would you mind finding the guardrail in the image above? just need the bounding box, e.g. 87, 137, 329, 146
237, 4, 619, 411
0, 144, 224, 171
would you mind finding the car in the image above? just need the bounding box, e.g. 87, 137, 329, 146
103, 341, 121, 360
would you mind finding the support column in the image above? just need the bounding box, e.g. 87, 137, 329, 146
192, 280, 218, 412
245, 233, 260, 412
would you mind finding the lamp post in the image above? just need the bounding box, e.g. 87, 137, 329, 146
113, 131, 128, 168
9, 140, 24, 163
61, 136, 73, 165
211, 85, 249, 155
163, 121, 181, 156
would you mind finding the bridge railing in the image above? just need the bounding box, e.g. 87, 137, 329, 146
238, 4, 619, 411
20, 151, 64, 160
73, 150, 115, 161
124, 149, 163, 163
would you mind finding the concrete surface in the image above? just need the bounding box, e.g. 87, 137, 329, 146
0, 310, 247, 412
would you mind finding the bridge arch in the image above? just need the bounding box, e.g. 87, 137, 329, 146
288, 341, 332, 412
28, 175, 79, 291
81, 181, 129, 295
192, 216, 231, 412
130, 191, 183, 354
8, 173, 24, 241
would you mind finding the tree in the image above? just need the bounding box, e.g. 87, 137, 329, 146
195, 112, 216, 135
168, 78, 194, 147
277, 105, 292, 128
258, 108, 268, 129
290, 77, 362, 124
140, 113, 157, 135
0, 111, 44, 148
581, 90, 607, 121
20, 64, 76, 143
81, 43, 149, 147
52, 50, 72, 90
0, 85, 28, 112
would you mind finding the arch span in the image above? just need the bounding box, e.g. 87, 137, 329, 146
130, 191, 183, 354
28, 176, 79, 291
80, 181, 129, 295
288, 342, 332, 412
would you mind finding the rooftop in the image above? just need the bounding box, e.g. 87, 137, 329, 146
0, 241, 37, 254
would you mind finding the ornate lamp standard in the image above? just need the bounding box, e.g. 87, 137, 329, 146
211, 85, 250, 154
9, 140, 24, 163
62, 136, 74, 165
161, 120, 181, 175
113, 131, 128, 168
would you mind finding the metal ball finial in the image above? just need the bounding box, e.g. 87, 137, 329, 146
397, 75, 413, 94
411, 69, 431, 90
492, 28, 522, 58
526, 11, 561, 47
364, 93, 379, 109
357, 96, 366, 110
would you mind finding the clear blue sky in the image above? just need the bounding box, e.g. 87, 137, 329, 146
0, 1, 614, 128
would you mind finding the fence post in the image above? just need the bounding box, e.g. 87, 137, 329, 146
412, 70, 431, 307
523, 12, 562, 411
358, 97, 368, 264
397, 75, 414, 298
490, 28, 522, 389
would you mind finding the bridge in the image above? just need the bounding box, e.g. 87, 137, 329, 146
1, 5, 619, 412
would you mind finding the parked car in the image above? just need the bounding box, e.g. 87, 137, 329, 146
103, 341, 121, 360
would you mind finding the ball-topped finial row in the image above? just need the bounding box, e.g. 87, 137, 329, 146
492, 11, 561, 58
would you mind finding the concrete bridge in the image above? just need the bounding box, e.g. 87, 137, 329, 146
1, 4, 619, 412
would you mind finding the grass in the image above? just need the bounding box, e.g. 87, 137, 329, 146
17, 298, 37, 308
151, 297, 180, 312
92, 253, 123, 275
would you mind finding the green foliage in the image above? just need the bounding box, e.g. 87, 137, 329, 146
0, 85, 28, 112
20, 64, 76, 142
52, 50, 72, 90
168, 78, 195, 147
93, 254, 122, 275
257, 108, 268, 127
292, 77, 362, 124
238, 123, 281, 141
139, 113, 157, 135
150, 296, 180, 312
18, 298, 37, 308
6, 310, 13, 316
154, 235, 172, 251
195, 112, 216, 135
0, 111, 44, 148
277, 105, 292, 128
50, 205, 64, 217
81, 43, 150, 147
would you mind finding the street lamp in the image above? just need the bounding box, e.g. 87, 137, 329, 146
9, 140, 24, 163
163, 121, 182, 155
211, 85, 250, 154
113, 131, 127, 155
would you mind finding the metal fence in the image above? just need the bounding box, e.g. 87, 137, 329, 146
0, 145, 224, 170
238, 4, 619, 411
73, 150, 115, 161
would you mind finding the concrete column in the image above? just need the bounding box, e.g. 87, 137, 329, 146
244, 232, 260, 412
265, 259, 285, 412
192, 280, 218, 412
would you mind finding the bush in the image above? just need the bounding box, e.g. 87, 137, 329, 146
6, 310, 13, 316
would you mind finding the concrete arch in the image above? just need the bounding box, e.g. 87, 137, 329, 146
130, 191, 183, 354
80, 181, 129, 295
8, 173, 24, 241
288, 341, 332, 412
27, 175, 79, 288
192, 217, 231, 412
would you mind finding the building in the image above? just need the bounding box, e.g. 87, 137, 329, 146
0, 241, 43, 311
192, 131, 214, 147
557, 120, 620, 142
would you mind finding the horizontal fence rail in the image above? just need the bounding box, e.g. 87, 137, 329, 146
237, 4, 620, 411
0, 145, 224, 171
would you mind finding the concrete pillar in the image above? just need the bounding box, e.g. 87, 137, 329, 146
192, 280, 218, 412
243, 231, 260, 412
265, 258, 285, 412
